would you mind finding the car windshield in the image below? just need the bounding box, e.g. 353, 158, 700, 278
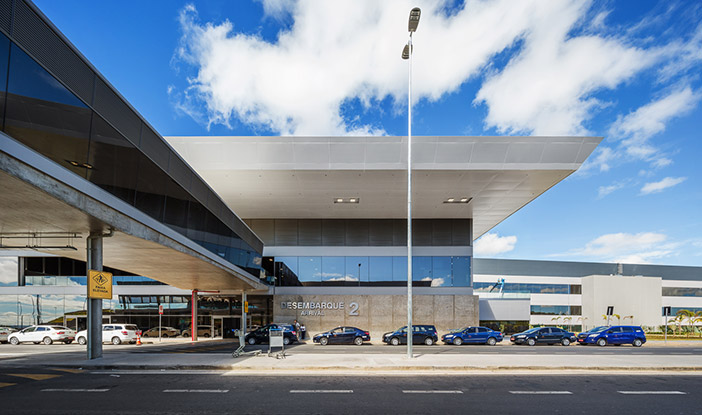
588, 326, 609, 333
523, 328, 540, 334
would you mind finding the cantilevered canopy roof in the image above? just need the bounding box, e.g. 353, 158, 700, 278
166, 136, 600, 239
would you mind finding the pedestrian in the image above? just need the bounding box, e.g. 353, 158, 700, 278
293, 319, 301, 340
300, 324, 306, 340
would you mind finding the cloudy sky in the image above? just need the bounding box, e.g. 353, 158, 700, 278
27, 0, 702, 267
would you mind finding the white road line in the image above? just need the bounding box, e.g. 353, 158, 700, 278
290, 390, 353, 394
671, 352, 692, 355
618, 391, 687, 395
509, 391, 572, 395
163, 389, 229, 393
42, 389, 109, 393
91, 370, 224, 375
403, 390, 463, 394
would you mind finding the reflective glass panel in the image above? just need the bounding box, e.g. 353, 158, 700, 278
298, 257, 321, 284
452, 256, 471, 287
321, 257, 345, 284
369, 257, 393, 283
344, 257, 368, 284
431, 256, 451, 287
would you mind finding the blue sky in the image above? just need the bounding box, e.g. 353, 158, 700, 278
27, 0, 702, 267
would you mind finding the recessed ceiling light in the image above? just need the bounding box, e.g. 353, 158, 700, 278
460, 198, 469, 202
335, 198, 344, 203
349, 198, 357, 203
447, 198, 455, 202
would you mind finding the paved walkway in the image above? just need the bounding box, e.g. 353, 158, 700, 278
0, 340, 700, 373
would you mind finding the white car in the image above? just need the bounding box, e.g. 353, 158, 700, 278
0, 327, 17, 343
8, 325, 76, 345
76, 324, 140, 345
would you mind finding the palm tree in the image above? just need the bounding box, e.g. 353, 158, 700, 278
623, 315, 634, 324
563, 316, 573, 331
612, 313, 621, 325
677, 309, 694, 337
551, 316, 562, 327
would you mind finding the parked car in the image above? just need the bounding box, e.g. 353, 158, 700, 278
577, 325, 646, 347
442, 326, 503, 345
313, 326, 371, 346
76, 324, 139, 345
245, 323, 297, 345
382, 325, 438, 346
0, 327, 17, 343
142, 326, 181, 338
8, 325, 75, 345
510, 326, 576, 346
181, 327, 218, 338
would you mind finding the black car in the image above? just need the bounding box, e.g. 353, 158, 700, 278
382, 325, 439, 346
510, 326, 576, 346
313, 326, 371, 346
245, 323, 297, 345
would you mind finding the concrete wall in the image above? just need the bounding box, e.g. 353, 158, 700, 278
273, 294, 479, 338
478, 299, 530, 321
582, 275, 661, 329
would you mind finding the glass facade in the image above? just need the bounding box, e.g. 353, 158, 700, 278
474, 282, 576, 294
0, 31, 262, 278
530, 305, 582, 315
663, 287, 702, 297
271, 256, 471, 287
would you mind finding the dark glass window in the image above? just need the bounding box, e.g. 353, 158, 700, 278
0, 33, 10, 130
431, 256, 451, 287
344, 257, 367, 285
663, 287, 702, 297
392, 256, 408, 282
321, 256, 345, 285
569, 285, 582, 294
452, 256, 471, 287
413, 256, 432, 283
134, 155, 166, 222
298, 257, 321, 285
5, 43, 91, 178
530, 305, 570, 315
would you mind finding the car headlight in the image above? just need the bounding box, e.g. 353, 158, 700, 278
589, 334, 599, 338
516, 335, 525, 338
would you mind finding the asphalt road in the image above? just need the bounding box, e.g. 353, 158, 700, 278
0, 368, 700, 414
134, 339, 702, 355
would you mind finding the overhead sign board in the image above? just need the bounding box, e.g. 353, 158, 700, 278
87, 270, 112, 299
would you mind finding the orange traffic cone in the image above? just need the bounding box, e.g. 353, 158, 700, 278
136, 332, 142, 345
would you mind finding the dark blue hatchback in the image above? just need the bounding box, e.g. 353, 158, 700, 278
313, 326, 370, 346
577, 325, 646, 347
442, 326, 503, 345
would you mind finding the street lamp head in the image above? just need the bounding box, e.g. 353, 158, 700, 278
408, 7, 421, 32
402, 43, 411, 60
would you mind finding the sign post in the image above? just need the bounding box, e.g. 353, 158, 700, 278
606, 306, 614, 326
663, 306, 671, 343
159, 305, 163, 342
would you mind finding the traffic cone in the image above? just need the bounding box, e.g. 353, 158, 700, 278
136, 332, 142, 345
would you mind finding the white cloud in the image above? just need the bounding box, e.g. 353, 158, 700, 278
556, 232, 679, 264
474, 233, 517, 256
173, 0, 669, 136
597, 180, 628, 198
0, 257, 17, 285
640, 176, 686, 195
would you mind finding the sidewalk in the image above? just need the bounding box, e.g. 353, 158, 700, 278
1, 341, 701, 374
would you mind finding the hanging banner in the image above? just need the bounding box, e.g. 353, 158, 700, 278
88, 270, 113, 299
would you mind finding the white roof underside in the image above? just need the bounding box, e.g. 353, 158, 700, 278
166, 136, 600, 240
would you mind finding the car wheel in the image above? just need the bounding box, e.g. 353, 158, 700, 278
390, 337, 400, 346
320, 337, 329, 346
78, 336, 86, 345
424, 337, 434, 346
64, 340, 72, 344
526, 338, 536, 346
487, 337, 497, 346
561, 338, 571, 346
354, 336, 363, 346
10, 337, 19, 345
597, 338, 607, 347
43, 337, 53, 345
182, 333, 190, 338
633, 338, 643, 347
204, 333, 210, 338
111, 337, 121, 345
453, 337, 463, 346
283, 337, 291, 346
247, 337, 257, 345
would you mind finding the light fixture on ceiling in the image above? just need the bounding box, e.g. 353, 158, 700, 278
66, 160, 94, 169
334, 198, 360, 204
0, 232, 81, 251
443, 197, 471, 204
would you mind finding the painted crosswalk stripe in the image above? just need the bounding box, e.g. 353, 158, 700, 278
618, 391, 687, 395
42, 389, 108, 392
163, 389, 229, 393
290, 390, 353, 394
510, 391, 572, 395
403, 390, 463, 394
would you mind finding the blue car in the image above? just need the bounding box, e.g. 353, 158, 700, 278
577, 325, 646, 347
510, 327, 576, 346
442, 326, 503, 345
313, 326, 370, 346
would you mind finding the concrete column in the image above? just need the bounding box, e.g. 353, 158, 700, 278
191, 290, 198, 341
17, 257, 25, 286
86, 234, 103, 360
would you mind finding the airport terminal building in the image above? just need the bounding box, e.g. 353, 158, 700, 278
1, 0, 701, 340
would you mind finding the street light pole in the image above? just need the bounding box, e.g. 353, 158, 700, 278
403, 7, 421, 359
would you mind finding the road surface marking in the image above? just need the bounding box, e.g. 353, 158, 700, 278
290, 390, 353, 394
42, 389, 108, 392
163, 389, 229, 393
0, 382, 16, 388
671, 352, 692, 355
91, 370, 225, 375
509, 391, 572, 395
8, 374, 61, 381
403, 390, 463, 394
52, 368, 83, 374
618, 391, 687, 395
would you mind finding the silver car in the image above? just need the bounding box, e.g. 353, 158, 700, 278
0, 327, 17, 343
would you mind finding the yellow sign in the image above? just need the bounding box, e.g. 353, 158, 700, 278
244, 301, 249, 313
87, 270, 113, 299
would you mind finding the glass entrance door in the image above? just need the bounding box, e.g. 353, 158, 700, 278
213, 317, 224, 338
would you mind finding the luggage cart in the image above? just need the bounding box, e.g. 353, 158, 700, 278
268, 327, 286, 359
